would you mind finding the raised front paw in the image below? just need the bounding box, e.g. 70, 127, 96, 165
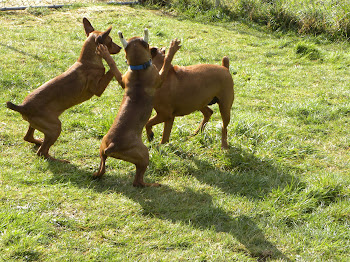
169, 38, 181, 55
95, 44, 112, 60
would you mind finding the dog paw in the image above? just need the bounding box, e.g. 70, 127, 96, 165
95, 44, 111, 60
40, 153, 70, 163
147, 131, 154, 142
169, 38, 181, 53
34, 139, 44, 146
25, 138, 43, 146
221, 144, 229, 150
92, 172, 103, 179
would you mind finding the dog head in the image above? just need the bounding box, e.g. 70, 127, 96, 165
83, 17, 121, 55
118, 29, 151, 66
150, 46, 166, 71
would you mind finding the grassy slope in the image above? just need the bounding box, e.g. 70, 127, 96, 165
0, 4, 349, 261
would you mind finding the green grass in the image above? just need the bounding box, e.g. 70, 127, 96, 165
1, 3, 349, 261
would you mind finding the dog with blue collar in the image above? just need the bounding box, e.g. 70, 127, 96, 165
129, 59, 152, 71
94, 29, 181, 187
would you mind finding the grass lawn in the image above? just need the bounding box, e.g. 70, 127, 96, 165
0, 3, 349, 261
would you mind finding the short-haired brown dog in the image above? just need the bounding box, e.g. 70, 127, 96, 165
6, 18, 121, 162
93, 29, 181, 187
145, 47, 234, 149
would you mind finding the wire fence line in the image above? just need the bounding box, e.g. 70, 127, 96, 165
0, 0, 140, 10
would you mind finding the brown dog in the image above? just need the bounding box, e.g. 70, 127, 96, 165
145, 47, 234, 149
93, 29, 181, 187
6, 18, 121, 162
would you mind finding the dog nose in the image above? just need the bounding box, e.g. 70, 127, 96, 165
111, 43, 122, 54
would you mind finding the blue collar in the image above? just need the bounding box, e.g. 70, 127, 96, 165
129, 59, 152, 71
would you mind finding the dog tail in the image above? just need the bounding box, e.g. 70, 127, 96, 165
6, 101, 25, 114
222, 56, 229, 69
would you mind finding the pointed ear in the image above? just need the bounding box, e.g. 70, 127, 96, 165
83, 17, 95, 37
102, 26, 112, 41
96, 26, 112, 44
143, 28, 149, 43
150, 47, 158, 58
118, 31, 128, 48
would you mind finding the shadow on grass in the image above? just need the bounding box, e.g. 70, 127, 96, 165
167, 144, 301, 199
128, 185, 291, 261
46, 145, 294, 261
0, 42, 45, 61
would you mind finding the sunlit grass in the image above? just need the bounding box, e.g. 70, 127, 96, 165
0, 3, 349, 261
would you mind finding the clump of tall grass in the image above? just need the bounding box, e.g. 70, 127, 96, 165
144, 0, 234, 22
144, 0, 350, 40
295, 41, 322, 60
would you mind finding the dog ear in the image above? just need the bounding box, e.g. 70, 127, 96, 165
118, 31, 128, 48
83, 17, 95, 37
150, 47, 158, 58
143, 28, 149, 43
160, 47, 166, 54
96, 26, 112, 44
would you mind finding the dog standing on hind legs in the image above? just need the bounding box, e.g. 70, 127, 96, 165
6, 18, 121, 162
93, 29, 181, 187
146, 47, 234, 149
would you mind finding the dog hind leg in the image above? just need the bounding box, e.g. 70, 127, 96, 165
160, 116, 175, 144
118, 144, 160, 187
219, 104, 230, 149
124, 144, 159, 187
93, 151, 108, 178
24, 126, 43, 145
218, 92, 234, 149
120, 144, 158, 187
146, 113, 171, 142
33, 118, 67, 162
193, 106, 213, 135
99, 142, 159, 187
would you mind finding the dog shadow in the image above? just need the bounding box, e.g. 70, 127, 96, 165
161, 144, 300, 199
46, 146, 293, 261
124, 184, 291, 261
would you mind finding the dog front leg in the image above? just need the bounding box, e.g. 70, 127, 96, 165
94, 70, 114, 97
159, 39, 181, 82
96, 44, 124, 88
103, 57, 123, 88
